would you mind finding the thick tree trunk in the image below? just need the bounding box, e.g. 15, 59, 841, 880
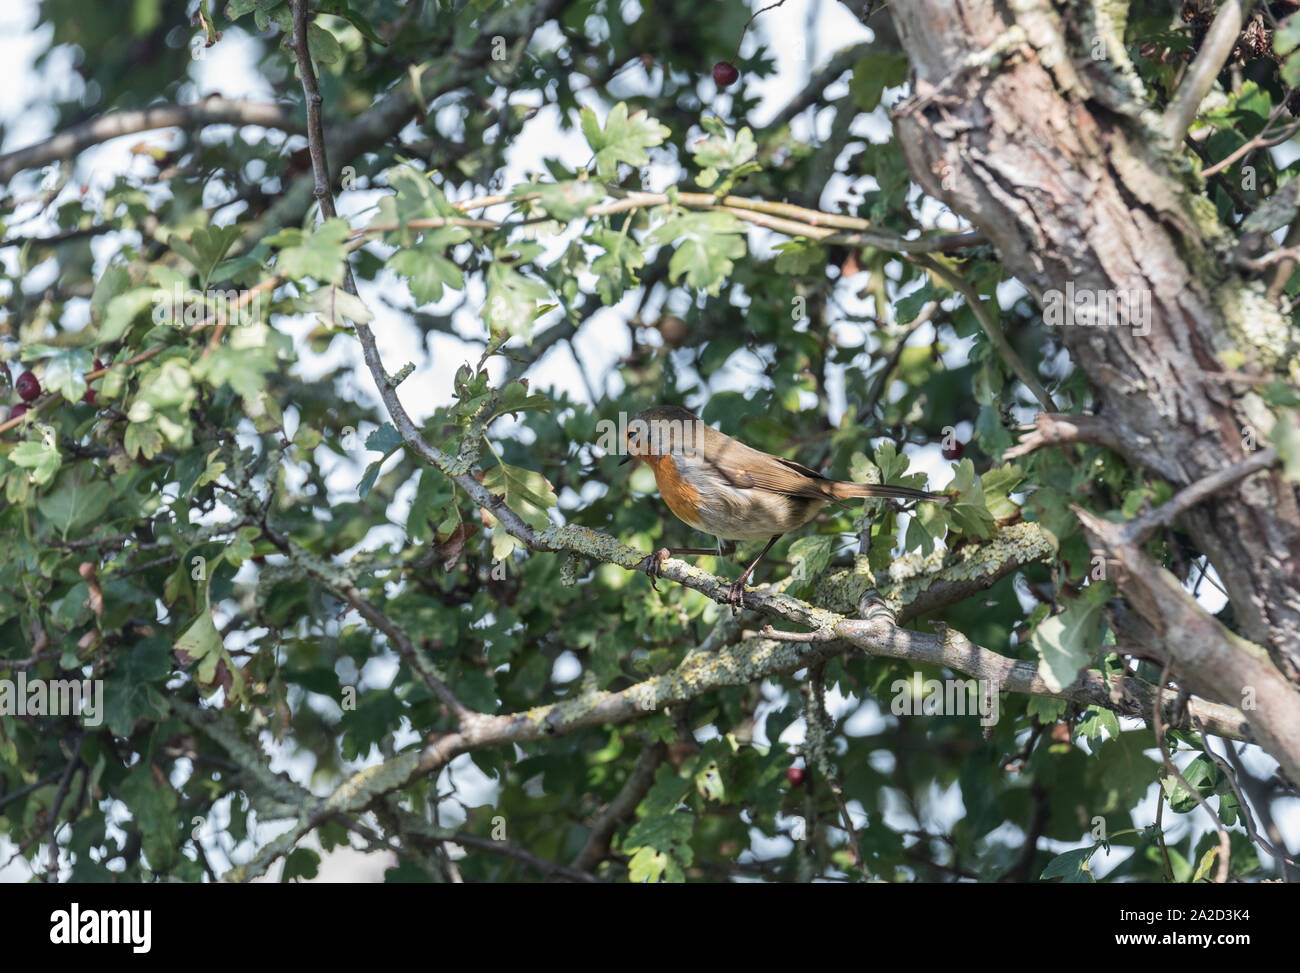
886, 0, 1300, 776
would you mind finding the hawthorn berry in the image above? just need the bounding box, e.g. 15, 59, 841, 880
712, 61, 739, 87
83, 388, 97, 406
15, 370, 40, 402
8, 404, 27, 422
941, 440, 965, 461
786, 765, 806, 787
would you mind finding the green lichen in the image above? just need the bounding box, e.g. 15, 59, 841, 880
884, 521, 1053, 609
1217, 280, 1300, 384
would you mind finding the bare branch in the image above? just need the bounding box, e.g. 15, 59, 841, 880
572, 741, 666, 873
1077, 508, 1300, 786
1163, 1, 1251, 144
1004, 412, 1127, 459
0, 99, 302, 184
1124, 447, 1280, 545
1153, 661, 1230, 883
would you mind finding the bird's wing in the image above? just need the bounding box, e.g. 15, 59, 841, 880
704, 440, 834, 500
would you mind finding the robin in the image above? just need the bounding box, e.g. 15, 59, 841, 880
620, 405, 947, 609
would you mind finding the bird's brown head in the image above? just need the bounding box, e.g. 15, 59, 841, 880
622, 405, 706, 465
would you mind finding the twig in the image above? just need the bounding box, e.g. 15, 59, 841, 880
808, 665, 867, 879
0, 770, 62, 813
1005, 412, 1126, 459
913, 254, 1057, 412
0, 99, 303, 184
1163, 1, 1252, 144
451, 831, 600, 882
1123, 448, 1278, 545
1194, 720, 1298, 868
1152, 661, 1230, 883
572, 740, 666, 873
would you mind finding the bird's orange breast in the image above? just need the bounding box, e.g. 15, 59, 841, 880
648, 454, 705, 530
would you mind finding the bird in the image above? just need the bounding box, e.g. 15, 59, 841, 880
620, 405, 948, 609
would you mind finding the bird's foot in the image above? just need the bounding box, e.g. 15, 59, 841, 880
637, 548, 671, 590
724, 577, 747, 613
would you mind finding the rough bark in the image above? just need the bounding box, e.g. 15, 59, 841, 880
886, 1, 1300, 774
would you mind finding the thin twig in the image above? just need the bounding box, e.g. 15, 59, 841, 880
913, 254, 1057, 412
1163, 1, 1252, 144
1153, 661, 1230, 883
1123, 448, 1278, 545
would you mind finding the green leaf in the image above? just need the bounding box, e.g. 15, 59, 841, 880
849, 54, 908, 112
367, 423, 403, 453
37, 468, 114, 537
872, 441, 910, 483
137, 358, 195, 411
580, 102, 670, 180
9, 438, 62, 486
484, 263, 551, 340
307, 22, 342, 64
123, 421, 164, 461
1030, 585, 1108, 692
318, 0, 387, 46
980, 463, 1025, 520
1277, 14, 1300, 56
904, 503, 946, 556
1040, 846, 1097, 883
99, 287, 158, 344
480, 461, 558, 530
535, 180, 603, 221
178, 224, 241, 289
691, 124, 759, 189
274, 218, 352, 284
299, 285, 374, 328
42, 347, 95, 403
1163, 755, 1222, 813
121, 763, 179, 871
788, 534, 835, 590
91, 263, 132, 322
895, 281, 936, 323
589, 227, 645, 304
772, 237, 826, 274
174, 555, 246, 704
944, 458, 996, 539
647, 210, 746, 295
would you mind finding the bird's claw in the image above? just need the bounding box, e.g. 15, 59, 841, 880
724, 578, 747, 613
638, 548, 671, 590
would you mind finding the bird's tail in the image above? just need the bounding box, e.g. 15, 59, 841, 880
828, 481, 949, 504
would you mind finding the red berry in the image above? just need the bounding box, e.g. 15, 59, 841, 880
712, 61, 739, 87
83, 388, 97, 406
941, 440, 965, 461
786, 765, 805, 787
8, 404, 27, 421
15, 371, 40, 402
93, 359, 105, 372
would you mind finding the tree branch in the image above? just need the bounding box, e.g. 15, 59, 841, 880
1077, 508, 1300, 786
1124, 447, 1279, 545
1004, 412, 1127, 460
1163, 0, 1251, 144
0, 99, 302, 184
